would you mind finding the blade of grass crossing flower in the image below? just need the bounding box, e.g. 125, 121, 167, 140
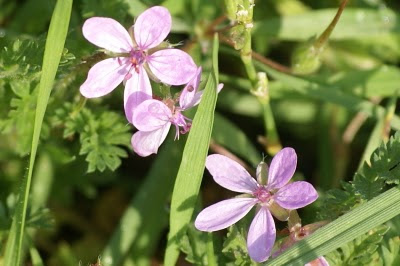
265, 187, 400, 265
101, 134, 185, 266
3, 0, 73, 265
164, 34, 220, 265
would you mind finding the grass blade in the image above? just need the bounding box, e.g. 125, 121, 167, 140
164, 34, 220, 265
3, 0, 73, 265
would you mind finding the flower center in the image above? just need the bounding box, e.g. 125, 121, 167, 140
162, 98, 192, 140
253, 187, 271, 203
129, 49, 146, 73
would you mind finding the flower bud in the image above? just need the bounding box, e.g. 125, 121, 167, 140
256, 161, 268, 185
230, 24, 246, 50
268, 200, 290, 221
292, 37, 323, 75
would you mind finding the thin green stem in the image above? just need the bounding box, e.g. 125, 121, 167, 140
262, 102, 282, 155
315, 0, 349, 49
206, 233, 217, 266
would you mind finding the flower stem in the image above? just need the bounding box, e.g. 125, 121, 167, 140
230, 0, 282, 155
206, 233, 217, 266
314, 0, 349, 49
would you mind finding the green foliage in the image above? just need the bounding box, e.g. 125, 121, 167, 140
81, 0, 129, 20
326, 225, 389, 266
318, 182, 360, 220
222, 225, 254, 265
179, 223, 208, 265
354, 132, 400, 200
378, 236, 400, 265
53, 103, 131, 173
0, 38, 44, 79
0, 79, 37, 155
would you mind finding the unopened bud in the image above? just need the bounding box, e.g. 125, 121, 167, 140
256, 161, 268, 185
230, 24, 246, 50
292, 37, 323, 75
268, 200, 290, 221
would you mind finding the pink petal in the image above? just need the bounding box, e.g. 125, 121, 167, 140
131, 124, 171, 157
132, 99, 171, 131
206, 154, 259, 194
247, 208, 276, 262
274, 181, 318, 209
185, 83, 224, 109
147, 49, 197, 85
80, 57, 129, 98
124, 91, 152, 123
134, 6, 171, 50
179, 67, 202, 109
267, 147, 297, 189
194, 198, 257, 232
124, 68, 152, 105
305, 256, 330, 266
82, 17, 133, 53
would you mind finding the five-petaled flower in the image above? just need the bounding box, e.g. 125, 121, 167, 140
195, 148, 318, 262
125, 67, 223, 157
80, 6, 197, 108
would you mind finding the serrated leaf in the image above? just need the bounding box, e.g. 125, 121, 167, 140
222, 225, 254, 266
354, 132, 400, 200
326, 225, 388, 265
179, 223, 208, 265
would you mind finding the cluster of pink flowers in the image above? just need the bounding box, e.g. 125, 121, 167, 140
80, 6, 221, 156
80, 6, 322, 264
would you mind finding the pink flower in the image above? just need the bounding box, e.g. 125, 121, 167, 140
80, 6, 197, 108
194, 148, 318, 262
273, 221, 329, 265
125, 67, 223, 157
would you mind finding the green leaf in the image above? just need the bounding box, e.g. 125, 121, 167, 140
355, 132, 400, 193
222, 225, 255, 266
52, 104, 131, 172
3, 0, 73, 265
253, 8, 399, 41
265, 187, 400, 265
164, 34, 220, 265
379, 236, 400, 265
179, 223, 208, 265
29, 245, 45, 266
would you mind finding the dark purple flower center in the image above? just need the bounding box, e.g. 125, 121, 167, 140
253, 187, 271, 203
